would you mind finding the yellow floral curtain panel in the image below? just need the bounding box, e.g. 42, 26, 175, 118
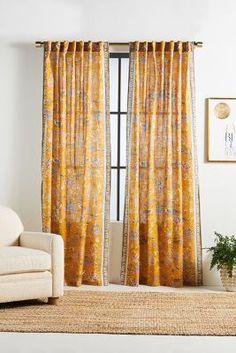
121, 41, 202, 287
42, 41, 110, 286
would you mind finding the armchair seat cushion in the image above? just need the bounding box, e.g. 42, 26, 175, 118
0, 246, 51, 275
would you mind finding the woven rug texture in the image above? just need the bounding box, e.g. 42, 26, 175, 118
0, 290, 235, 335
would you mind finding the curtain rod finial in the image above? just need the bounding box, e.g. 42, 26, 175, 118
35, 41, 44, 48
194, 41, 203, 48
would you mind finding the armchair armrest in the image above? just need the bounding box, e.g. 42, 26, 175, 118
20, 231, 64, 297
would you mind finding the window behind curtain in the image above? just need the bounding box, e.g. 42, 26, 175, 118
109, 53, 129, 221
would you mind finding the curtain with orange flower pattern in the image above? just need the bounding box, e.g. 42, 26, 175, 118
42, 41, 110, 286
121, 41, 202, 287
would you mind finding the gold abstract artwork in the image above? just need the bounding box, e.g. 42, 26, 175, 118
214, 102, 230, 119
208, 98, 236, 161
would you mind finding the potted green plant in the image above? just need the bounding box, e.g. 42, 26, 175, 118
208, 232, 236, 291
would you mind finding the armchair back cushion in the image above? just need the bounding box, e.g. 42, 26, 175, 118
0, 206, 24, 247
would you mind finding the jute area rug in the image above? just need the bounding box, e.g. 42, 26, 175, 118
0, 290, 235, 335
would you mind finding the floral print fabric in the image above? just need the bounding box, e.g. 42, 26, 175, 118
121, 42, 202, 287
42, 41, 110, 286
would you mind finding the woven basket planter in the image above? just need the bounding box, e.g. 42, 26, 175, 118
220, 265, 236, 292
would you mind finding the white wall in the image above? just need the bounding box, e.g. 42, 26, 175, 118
0, 0, 236, 285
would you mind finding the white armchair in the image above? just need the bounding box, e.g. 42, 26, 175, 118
0, 205, 64, 304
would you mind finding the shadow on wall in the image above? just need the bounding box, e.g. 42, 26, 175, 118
202, 248, 222, 286
204, 98, 209, 163
9, 43, 43, 231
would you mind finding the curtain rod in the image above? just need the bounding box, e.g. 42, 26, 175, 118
35, 41, 203, 48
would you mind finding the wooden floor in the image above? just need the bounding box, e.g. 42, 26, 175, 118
0, 333, 235, 353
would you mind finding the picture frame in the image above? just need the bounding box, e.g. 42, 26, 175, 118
207, 97, 236, 162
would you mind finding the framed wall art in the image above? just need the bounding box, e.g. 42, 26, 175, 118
207, 97, 236, 161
